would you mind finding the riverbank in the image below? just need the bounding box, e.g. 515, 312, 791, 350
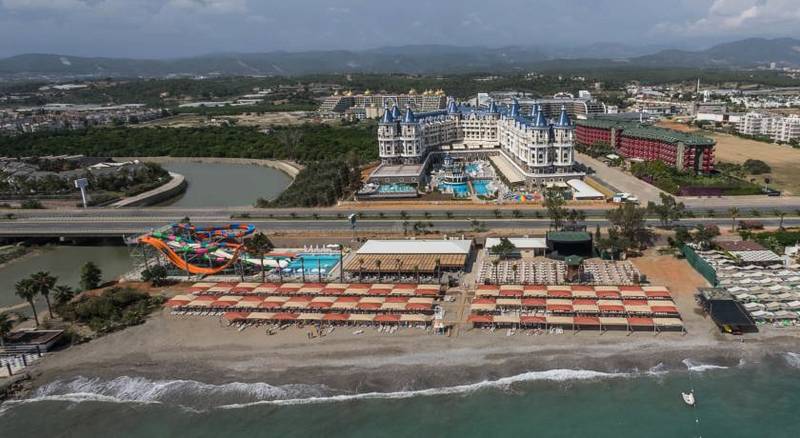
110, 172, 187, 208
115, 156, 303, 179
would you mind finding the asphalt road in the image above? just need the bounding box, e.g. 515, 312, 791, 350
2, 216, 799, 238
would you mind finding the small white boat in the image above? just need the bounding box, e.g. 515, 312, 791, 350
682, 391, 696, 406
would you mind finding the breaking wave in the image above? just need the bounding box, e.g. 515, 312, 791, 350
219, 369, 629, 408
5, 369, 628, 412
783, 352, 800, 369
682, 358, 729, 372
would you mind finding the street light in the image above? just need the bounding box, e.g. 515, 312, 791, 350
74, 178, 89, 208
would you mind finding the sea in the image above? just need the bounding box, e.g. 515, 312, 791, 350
2, 354, 800, 437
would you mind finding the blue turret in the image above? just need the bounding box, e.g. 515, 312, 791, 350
391, 105, 401, 119
534, 106, 548, 128
447, 99, 459, 114
488, 100, 498, 113
509, 98, 520, 117
403, 107, 416, 123
556, 105, 572, 127
381, 106, 394, 123
529, 103, 539, 118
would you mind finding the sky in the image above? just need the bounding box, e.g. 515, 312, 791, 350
0, 0, 798, 58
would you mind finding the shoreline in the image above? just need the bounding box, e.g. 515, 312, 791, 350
19, 310, 800, 397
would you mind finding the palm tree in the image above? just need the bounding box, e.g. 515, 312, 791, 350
53, 285, 75, 306
728, 207, 740, 232
0, 312, 13, 348
358, 258, 365, 282
414, 264, 420, 284
774, 209, 787, 230
30, 271, 57, 318
375, 259, 382, 282
491, 259, 500, 285
15, 278, 39, 326
434, 258, 441, 283
511, 263, 518, 284
244, 232, 274, 283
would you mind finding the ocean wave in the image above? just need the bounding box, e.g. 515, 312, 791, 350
217, 369, 629, 409
646, 362, 669, 376
783, 352, 800, 368
682, 358, 729, 372
20, 376, 327, 411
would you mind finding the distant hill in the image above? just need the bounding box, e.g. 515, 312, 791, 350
635, 38, 800, 68
1, 38, 798, 78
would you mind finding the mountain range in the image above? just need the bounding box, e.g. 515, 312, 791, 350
1, 38, 798, 78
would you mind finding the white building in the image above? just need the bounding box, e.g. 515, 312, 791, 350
738, 112, 800, 143
374, 98, 582, 188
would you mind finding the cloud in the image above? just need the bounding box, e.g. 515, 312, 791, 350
164, 0, 248, 14
654, 0, 800, 36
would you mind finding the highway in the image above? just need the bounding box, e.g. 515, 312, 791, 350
2, 213, 799, 238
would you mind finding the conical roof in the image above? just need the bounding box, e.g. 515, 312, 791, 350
509, 99, 520, 117
447, 99, 459, 114
556, 105, 572, 127
381, 106, 394, 123
488, 100, 498, 113
391, 105, 401, 119
534, 106, 548, 128
403, 107, 416, 123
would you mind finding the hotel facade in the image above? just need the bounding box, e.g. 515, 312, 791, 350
373, 99, 583, 189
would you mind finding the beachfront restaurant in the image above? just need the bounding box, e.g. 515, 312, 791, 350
343, 239, 474, 282
467, 284, 684, 332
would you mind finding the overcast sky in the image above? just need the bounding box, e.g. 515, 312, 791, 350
0, 0, 798, 58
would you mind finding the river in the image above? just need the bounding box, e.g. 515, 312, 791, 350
159, 162, 292, 208
0, 161, 292, 311
0, 246, 133, 310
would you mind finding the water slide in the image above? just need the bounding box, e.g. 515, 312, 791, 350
139, 236, 244, 275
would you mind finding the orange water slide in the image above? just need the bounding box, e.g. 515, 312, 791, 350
139, 236, 242, 275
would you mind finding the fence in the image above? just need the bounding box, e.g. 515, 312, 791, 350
681, 244, 718, 286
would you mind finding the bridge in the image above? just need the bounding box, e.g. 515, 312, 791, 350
0, 206, 797, 238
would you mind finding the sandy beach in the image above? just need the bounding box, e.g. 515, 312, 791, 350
23, 306, 800, 396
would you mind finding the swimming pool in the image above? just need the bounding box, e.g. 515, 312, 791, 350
441, 182, 471, 198
377, 183, 416, 194
465, 163, 480, 174
472, 180, 494, 196
285, 253, 341, 274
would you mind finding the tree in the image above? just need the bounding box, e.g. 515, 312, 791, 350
693, 224, 720, 250
30, 271, 57, 318
414, 264, 420, 284
0, 312, 13, 347
728, 207, 740, 232
15, 278, 39, 326
358, 258, 365, 282
511, 263, 518, 284
244, 232, 275, 283
606, 203, 654, 256
491, 237, 517, 260
80, 262, 103, 290
742, 159, 771, 175
374, 259, 382, 282
141, 265, 168, 286
53, 285, 76, 306
774, 209, 787, 230
647, 193, 686, 228
544, 190, 568, 231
